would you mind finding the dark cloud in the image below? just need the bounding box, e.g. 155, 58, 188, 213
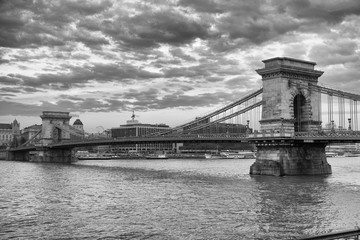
0, 58, 9, 64
1, 62, 163, 91
1, 0, 360, 124
0, 0, 112, 48
122, 88, 160, 102
0, 75, 23, 85
321, 66, 360, 93
162, 58, 244, 81
113, 88, 232, 111
280, 0, 360, 24
0, 100, 44, 116
169, 48, 196, 62
179, 0, 360, 52
146, 91, 231, 110
0, 93, 16, 97
1, 0, 360, 52
98, 9, 212, 48
1, 87, 23, 93
225, 76, 259, 89
58, 95, 84, 101
309, 39, 359, 66
179, 0, 227, 13
180, 0, 300, 48
0, 88, 229, 116
206, 76, 223, 83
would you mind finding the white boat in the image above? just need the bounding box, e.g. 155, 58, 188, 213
343, 152, 360, 157
204, 153, 227, 159
221, 151, 256, 159
76, 151, 112, 160
77, 153, 112, 160
145, 154, 168, 159
326, 152, 338, 157
204, 151, 256, 159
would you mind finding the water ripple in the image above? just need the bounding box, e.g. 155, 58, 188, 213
1, 158, 360, 239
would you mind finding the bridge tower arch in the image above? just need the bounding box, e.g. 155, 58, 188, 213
250, 57, 332, 176
257, 57, 323, 133
40, 111, 72, 146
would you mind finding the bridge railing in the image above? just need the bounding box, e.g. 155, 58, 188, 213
294, 130, 360, 138
49, 133, 249, 145
299, 228, 360, 240
247, 129, 360, 140
248, 130, 293, 139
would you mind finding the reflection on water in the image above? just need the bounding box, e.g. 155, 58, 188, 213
0, 157, 359, 239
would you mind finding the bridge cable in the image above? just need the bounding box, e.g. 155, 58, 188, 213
350, 99, 354, 130
148, 88, 263, 136
318, 92, 322, 124
289, 81, 360, 101
181, 101, 263, 134
338, 96, 344, 130
355, 101, 358, 131
328, 94, 333, 129
20, 130, 42, 147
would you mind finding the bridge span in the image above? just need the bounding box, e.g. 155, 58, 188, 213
7, 57, 360, 176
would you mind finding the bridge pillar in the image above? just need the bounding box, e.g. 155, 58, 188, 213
250, 143, 331, 176
6, 150, 30, 161
40, 111, 72, 146
257, 57, 323, 133
28, 148, 74, 163
250, 57, 332, 176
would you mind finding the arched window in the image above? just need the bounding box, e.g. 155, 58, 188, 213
294, 94, 306, 132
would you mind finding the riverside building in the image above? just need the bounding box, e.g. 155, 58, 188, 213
110, 113, 172, 153
0, 120, 20, 146
22, 124, 42, 143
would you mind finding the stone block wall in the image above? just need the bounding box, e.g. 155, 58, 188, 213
250, 143, 332, 176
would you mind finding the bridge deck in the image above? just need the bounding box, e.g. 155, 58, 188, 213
9, 131, 360, 151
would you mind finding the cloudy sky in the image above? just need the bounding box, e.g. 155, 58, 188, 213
1, 0, 360, 132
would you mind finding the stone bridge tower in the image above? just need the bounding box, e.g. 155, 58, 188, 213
40, 111, 71, 146
258, 57, 323, 133
250, 57, 332, 176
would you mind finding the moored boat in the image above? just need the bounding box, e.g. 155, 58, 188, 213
343, 152, 360, 157
326, 152, 338, 157
145, 153, 168, 159
204, 153, 227, 159
204, 151, 256, 159
76, 151, 112, 160
221, 151, 256, 159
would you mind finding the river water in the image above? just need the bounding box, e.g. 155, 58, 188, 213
1, 157, 359, 240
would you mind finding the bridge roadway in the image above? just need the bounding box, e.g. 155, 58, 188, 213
10, 131, 360, 152
248, 130, 360, 143
10, 134, 248, 151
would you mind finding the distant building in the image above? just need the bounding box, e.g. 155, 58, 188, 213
0, 120, 20, 145
111, 113, 172, 152
70, 119, 85, 140
184, 117, 250, 135
111, 123, 170, 138
22, 124, 42, 143
180, 117, 252, 152
73, 119, 84, 131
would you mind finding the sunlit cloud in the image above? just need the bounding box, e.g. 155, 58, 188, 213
1, 0, 360, 131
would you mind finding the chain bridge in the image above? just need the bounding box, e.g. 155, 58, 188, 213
7, 57, 360, 176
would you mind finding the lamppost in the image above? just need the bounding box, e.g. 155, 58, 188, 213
246, 120, 250, 135
348, 118, 352, 130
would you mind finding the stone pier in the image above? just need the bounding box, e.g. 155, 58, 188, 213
249, 57, 332, 176
250, 142, 332, 176
7, 148, 74, 163
28, 148, 74, 163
